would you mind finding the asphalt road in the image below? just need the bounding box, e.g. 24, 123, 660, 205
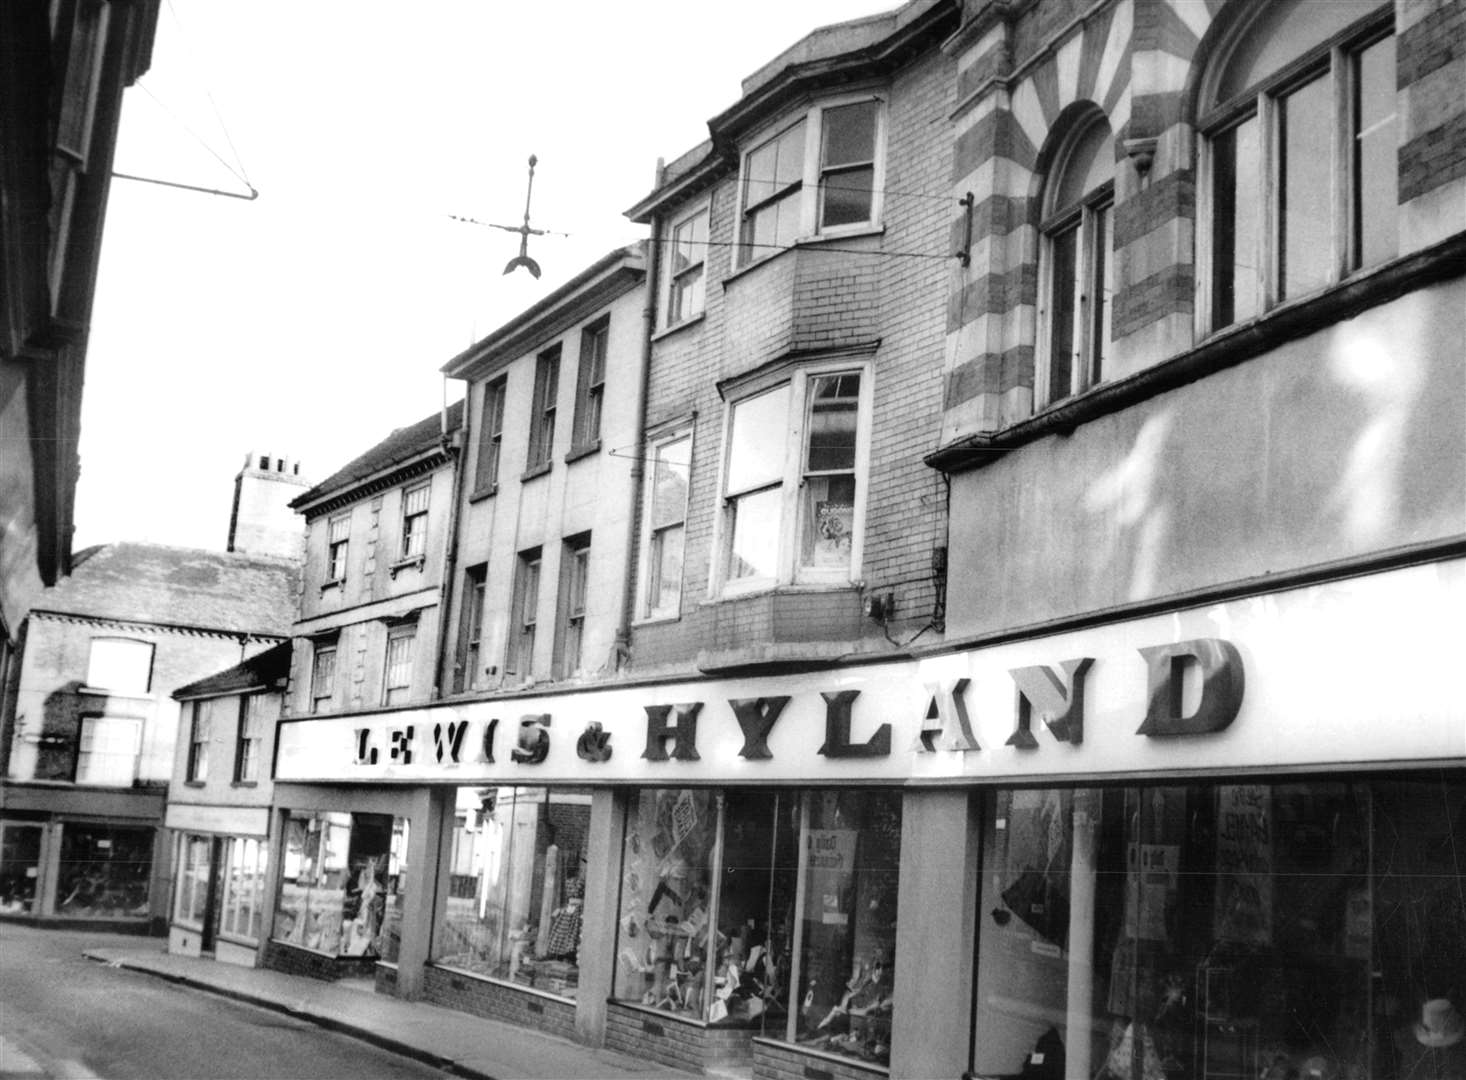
0, 923, 445, 1080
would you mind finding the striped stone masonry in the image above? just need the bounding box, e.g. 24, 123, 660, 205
943, 0, 1131, 443
1397, 0, 1466, 251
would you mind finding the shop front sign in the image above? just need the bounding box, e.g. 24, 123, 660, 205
273, 564, 1466, 785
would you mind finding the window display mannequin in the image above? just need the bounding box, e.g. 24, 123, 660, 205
1396, 997, 1466, 1080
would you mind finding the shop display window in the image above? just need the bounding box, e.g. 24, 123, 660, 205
378, 820, 410, 964
611, 788, 901, 1068
56, 823, 153, 918
218, 837, 266, 943
0, 823, 44, 914
434, 787, 591, 999
273, 811, 396, 956
175, 834, 211, 928
969, 774, 1466, 1080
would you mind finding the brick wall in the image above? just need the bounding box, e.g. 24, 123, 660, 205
260, 940, 377, 981
604, 1001, 755, 1073
421, 965, 578, 1042
753, 1038, 887, 1080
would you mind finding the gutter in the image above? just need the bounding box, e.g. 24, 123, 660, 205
431, 384, 468, 700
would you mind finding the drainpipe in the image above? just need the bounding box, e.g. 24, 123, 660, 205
432, 376, 467, 699
614, 161, 665, 669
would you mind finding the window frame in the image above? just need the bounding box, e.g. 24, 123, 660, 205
665, 203, 710, 327
309, 641, 337, 715
734, 92, 887, 269
557, 534, 591, 679
473, 375, 507, 496
325, 514, 351, 584
84, 637, 154, 695
234, 693, 267, 784
570, 318, 609, 454
1035, 114, 1115, 410
637, 426, 694, 622
454, 564, 488, 693
382, 623, 416, 706
1197, 4, 1396, 334
399, 484, 430, 562
714, 358, 874, 596
186, 700, 210, 783
507, 549, 542, 681
74, 713, 143, 786
526, 345, 561, 475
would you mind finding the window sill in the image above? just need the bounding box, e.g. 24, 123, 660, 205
319, 578, 345, 594
388, 555, 425, 578
722, 224, 885, 286
652, 312, 705, 342
926, 230, 1466, 475
521, 462, 552, 483
183, 779, 206, 788
709, 580, 859, 603
564, 440, 600, 465
230, 780, 259, 789
633, 611, 683, 627
467, 484, 498, 504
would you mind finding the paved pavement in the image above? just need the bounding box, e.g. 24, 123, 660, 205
79, 944, 703, 1080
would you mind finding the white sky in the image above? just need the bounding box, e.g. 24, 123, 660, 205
75, 1, 899, 553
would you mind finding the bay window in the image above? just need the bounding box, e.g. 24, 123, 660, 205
737, 96, 885, 267
1203, 1, 1396, 330
719, 363, 870, 592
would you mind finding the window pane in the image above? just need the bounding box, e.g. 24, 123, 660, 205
1047, 224, 1079, 403
1213, 116, 1261, 325
649, 524, 685, 617
0, 824, 44, 914
1091, 203, 1112, 386
794, 791, 901, 1067
651, 437, 691, 528
775, 122, 807, 187
805, 374, 860, 473
56, 823, 152, 919
75, 716, 141, 786
727, 386, 790, 494
1216, 0, 1382, 104
801, 474, 856, 570
1053, 120, 1114, 212
1280, 74, 1334, 299
969, 777, 1466, 1080
86, 638, 153, 694
1355, 35, 1398, 269
437, 787, 591, 997
671, 266, 704, 323
612, 789, 739, 1018
729, 487, 782, 581
821, 165, 874, 227
822, 101, 877, 168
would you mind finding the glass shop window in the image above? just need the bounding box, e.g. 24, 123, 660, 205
611, 788, 901, 1069
433, 787, 592, 999
218, 836, 266, 943
175, 834, 212, 928
0, 823, 44, 915
272, 811, 398, 957
377, 819, 410, 964
56, 823, 153, 919
969, 774, 1466, 1080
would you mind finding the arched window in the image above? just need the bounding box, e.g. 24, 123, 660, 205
1038, 111, 1114, 408
1201, 0, 1395, 330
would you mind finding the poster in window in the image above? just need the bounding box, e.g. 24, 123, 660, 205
1214, 784, 1273, 945
805, 828, 857, 926
812, 500, 853, 566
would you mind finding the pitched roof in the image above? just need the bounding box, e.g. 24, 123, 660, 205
290, 400, 463, 509
34, 542, 298, 637
173, 640, 293, 700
